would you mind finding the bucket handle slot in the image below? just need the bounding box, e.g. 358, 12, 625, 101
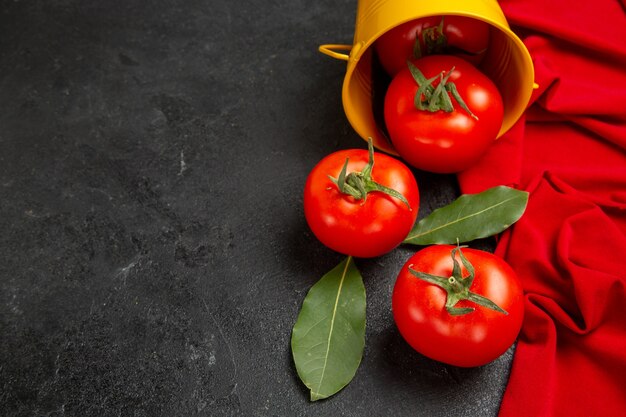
319, 44, 352, 61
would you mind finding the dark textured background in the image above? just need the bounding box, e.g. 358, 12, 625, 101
0, 1, 511, 416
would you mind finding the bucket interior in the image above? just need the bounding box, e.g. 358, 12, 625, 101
343, 17, 533, 154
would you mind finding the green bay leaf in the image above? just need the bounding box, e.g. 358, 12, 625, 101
291, 256, 365, 401
404, 186, 529, 245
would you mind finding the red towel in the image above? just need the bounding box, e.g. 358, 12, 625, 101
458, 0, 626, 415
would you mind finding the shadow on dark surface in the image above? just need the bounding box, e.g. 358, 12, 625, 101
363, 325, 513, 416
377, 325, 489, 385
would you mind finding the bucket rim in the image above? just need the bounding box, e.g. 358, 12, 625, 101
339, 11, 535, 150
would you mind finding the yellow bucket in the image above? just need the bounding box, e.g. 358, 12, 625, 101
320, 0, 535, 155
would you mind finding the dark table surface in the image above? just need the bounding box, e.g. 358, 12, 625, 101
0, 1, 513, 416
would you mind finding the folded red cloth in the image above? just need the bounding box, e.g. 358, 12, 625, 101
458, 0, 626, 415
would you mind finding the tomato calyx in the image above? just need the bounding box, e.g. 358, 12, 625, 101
407, 61, 478, 120
414, 16, 447, 59
408, 244, 508, 316
327, 139, 411, 209
413, 17, 487, 60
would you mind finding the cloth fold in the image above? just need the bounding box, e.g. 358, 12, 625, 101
458, 0, 626, 415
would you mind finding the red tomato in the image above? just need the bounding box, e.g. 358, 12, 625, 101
303, 143, 419, 258
375, 15, 490, 77
384, 55, 504, 173
392, 245, 524, 367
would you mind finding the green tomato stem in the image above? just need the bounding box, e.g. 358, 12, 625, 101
408, 243, 508, 316
327, 139, 412, 209
407, 62, 478, 120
